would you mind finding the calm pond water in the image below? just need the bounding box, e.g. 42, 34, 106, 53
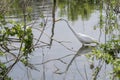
1, 0, 120, 80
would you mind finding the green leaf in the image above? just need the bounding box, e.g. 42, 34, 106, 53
0, 51, 4, 56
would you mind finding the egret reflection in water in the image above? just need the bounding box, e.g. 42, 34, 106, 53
66, 45, 96, 71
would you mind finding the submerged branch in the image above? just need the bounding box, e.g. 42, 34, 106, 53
34, 54, 74, 65
49, 0, 56, 47
91, 60, 103, 80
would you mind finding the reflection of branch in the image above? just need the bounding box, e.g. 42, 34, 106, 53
74, 61, 86, 80
66, 53, 78, 71
0, 44, 17, 58
42, 48, 46, 80
2, 56, 20, 79
84, 64, 88, 80
0, 0, 14, 15
98, 28, 102, 42
3, 59, 15, 64
92, 67, 101, 80
33, 27, 76, 52
91, 60, 103, 80
54, 39, 76, 52
34, 54, 74, 65
49, 0, 56, 47
34, 19, 47, 46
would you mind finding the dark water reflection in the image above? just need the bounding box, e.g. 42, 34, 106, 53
1, 0, 119, 80
57, 0, 100, 21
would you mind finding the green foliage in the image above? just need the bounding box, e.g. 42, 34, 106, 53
0, 15, 6, 25
113, 59, 120, 78
0, 20, 34, 79
0, 62, 13, 80
0, 51, 4, 56
93, 0, 119, 35
22, 27, 34, 55
0, 0, 44, 79
88, 39, 120, 79
0, 0, 36, 79
20, 58, 28, 66
100, 40, 120, 58
1, 21, 34, 54
90, 0, 120, 79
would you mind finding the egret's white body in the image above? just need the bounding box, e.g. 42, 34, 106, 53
55, 19, 98, 45
76, 33, 97, 44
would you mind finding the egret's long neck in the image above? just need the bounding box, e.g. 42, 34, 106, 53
62, 19, 77, 36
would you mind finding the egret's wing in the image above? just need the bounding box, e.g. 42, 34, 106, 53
77, 33, 97, 44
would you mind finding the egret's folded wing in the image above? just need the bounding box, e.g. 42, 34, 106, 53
77, 33, 97, 44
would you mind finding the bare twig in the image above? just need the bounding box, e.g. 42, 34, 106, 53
74, 60, 86, 80
84, 64, 88, 80
34, 54, 74, 65
49, 0, 56, 47
42, 48, 46, 80
91, 60, 103, 80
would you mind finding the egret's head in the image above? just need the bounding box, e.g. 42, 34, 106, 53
55, 18, 68, 22
55, 19, 62, 22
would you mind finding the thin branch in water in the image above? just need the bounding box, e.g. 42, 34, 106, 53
49, 0, 56, 47
91, 60, 103, 80
34, 54, 74, 65
33, 27, 76, 52
42, 48, 46, 80
84, 64, 88, 80
74, 60, 86, 80
54, 64, 61, 74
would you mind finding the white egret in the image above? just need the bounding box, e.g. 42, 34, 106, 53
55, 19, 98, 46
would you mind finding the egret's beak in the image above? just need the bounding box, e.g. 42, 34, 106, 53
55, 19, 62, 22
